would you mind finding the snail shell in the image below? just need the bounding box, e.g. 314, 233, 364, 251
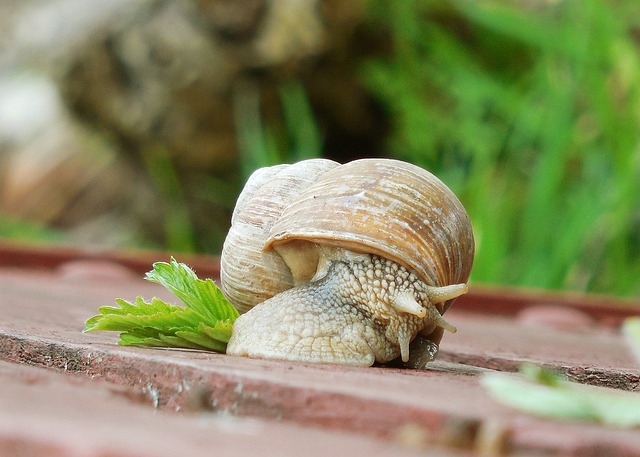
220, 158, 340, 312
221, 158, 475, 366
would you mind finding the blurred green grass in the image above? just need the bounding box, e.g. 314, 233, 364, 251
233, 79, 324, 178
0, 215, 64, 242
2, 0, 638, 297
232, 0, 640, 297
361, 0, 640, 296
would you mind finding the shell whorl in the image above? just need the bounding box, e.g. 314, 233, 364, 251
219, 158, 339, 312
221, 158, 474, 315
264, 158, 475, 312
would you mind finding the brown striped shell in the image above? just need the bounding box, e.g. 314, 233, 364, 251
221, 158, 474, 316
220, 158, 340, 312
264, 158, 474, 314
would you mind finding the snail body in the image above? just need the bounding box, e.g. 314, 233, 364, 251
220, 158, 474, 366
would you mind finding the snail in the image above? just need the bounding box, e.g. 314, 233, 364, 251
220, 158, 475, 366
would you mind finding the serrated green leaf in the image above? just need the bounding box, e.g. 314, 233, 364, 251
118, 331, 218, 352
84, 258, 239, 354
84, 314, 105, 332
175, 330, 228, 352
481, 364, 640, 427
84, 297, 198, 333
119, 333, 174, 348
157, 334, 219, 350
145, 257, 239, 322
200, 321, 234, 343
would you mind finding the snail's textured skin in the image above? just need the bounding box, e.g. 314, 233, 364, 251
226, 252, 458, 366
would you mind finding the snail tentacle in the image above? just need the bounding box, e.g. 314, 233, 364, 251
392, 291, 427, 318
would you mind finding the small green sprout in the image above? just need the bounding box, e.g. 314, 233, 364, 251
84, 258, 239, 352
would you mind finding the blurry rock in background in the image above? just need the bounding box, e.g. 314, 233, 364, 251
0, 0, 382, 253
0, 73, 140, 247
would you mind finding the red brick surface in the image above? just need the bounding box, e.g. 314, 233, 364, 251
441, 311, 640, 390
0, 361, 443, 457
0, 245, 639, 455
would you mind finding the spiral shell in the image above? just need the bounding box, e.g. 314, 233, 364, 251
220, 158, 339, 312
264, 158, 474, 312
221, 158, 474, 315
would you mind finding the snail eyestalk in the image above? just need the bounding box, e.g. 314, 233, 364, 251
393, 291, 427, 317
424, 283, 468, 305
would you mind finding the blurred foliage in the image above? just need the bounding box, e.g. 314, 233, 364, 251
0, 215, 64, 242
2, 0, 639, 298
362, 0, 640, 296
140, 143, 197, 253
153, 0, 640, 296
233, 79, 323, 179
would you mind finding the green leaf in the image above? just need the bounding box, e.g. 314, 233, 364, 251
175, 329, 228, 352
200, 321, 234, 343
145, 257, 239, 322
84, 298, 199, 333
84, 258, 239, 353
481, 364, 640, 427
119, 333, 174, 348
